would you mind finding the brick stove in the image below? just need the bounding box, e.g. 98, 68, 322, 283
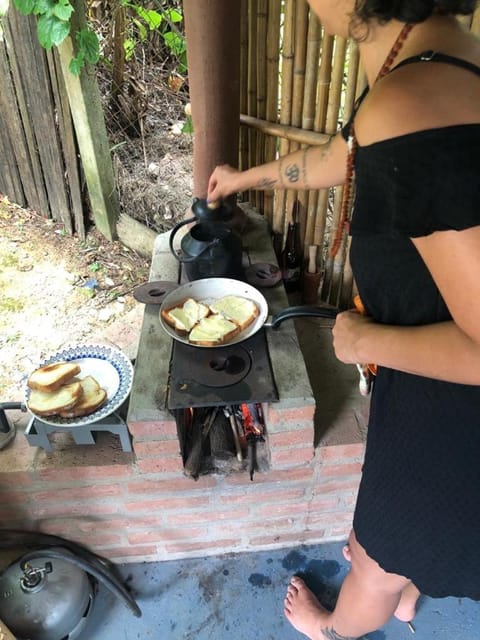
124, 209, 367, 561
0, 207, 367, 564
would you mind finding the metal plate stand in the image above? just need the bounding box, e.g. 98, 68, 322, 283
24, 412, 132, 452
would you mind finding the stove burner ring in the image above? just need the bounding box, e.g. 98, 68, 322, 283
179, 345, 252, 388
209, 355, 245, 375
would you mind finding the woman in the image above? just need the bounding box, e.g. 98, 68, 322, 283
208, 1, 480, 639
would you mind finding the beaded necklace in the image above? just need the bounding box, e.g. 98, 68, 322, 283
330, 22, 415, 258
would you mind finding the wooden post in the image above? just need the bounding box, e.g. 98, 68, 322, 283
183, 0, 241, 200
57, 0, 118, 241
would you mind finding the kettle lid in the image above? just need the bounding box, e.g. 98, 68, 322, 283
191, 198, 234, 223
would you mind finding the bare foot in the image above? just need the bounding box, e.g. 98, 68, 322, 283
342, 545, 418, 624
284, 576, 328, 640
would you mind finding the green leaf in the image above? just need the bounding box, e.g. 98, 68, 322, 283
53, 0, 73, 21
34, 0, 55, 15
37, 13, 70, 48
76, 27, 99, 64
69, 52, 83, 75
166, 8, 182, 23
13, 0, 35, 15
136, 7, 162, 30
132, 17, 147, 42
163, 30, 185, 57
182, 116, 193, 135
123, 37, 135, 61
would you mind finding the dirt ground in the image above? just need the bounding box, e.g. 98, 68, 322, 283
0, 197, 153, 402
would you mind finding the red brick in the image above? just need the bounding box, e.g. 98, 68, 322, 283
35, 484, 123, 502
316, 443, 365, 462
31, 503, 119, 518
165, 538, 239, 555
128, 420, 177, 438
127, 527, 208, 544
37, 465, 133, 482
101, 545, 158, 559
165, 508, 250, 526
257, 501, 310, 518
224, 466, 313, 486
270, 446, 313, 466
0, 490, 30, 504
136, 457, 184, 474
124, 496, 210, 512
127, 475, 217, 494
134, 440, 181, 458
307, 496, 340, 512
314, 477, 361, 494
267, 405, 315, 425
268, 428, 313, 448
0, 472, 33, 486
220, 487, 305, 505
318, 462, 363, 478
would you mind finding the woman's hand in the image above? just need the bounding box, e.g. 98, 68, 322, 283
207, 164, 241, 202
332, 309, 374, 365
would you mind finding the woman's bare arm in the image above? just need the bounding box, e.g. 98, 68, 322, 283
207, 131, 348, 202
333, 227, 480, 385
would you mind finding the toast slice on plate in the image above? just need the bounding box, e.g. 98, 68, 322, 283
58, 375, 107, 418
188, 314, 240, 346
208, 295, 259, 331
27, 361, 81, 392
28, 381, 83, 416
162, 297, 210, 333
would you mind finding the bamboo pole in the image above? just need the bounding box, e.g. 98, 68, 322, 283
263, 0, 282, 224
255, 0, 268, 212
311, 31, 334, 259
247, 0, 258, 207
273, 0, 296, 234
239, 0, 249, 185
289, 0, 309, 247
302, 12, 322, 249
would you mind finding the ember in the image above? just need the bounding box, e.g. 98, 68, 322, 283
175, 403, 268, 480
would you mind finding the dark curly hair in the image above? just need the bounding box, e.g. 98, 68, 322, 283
354, 0, 478, 24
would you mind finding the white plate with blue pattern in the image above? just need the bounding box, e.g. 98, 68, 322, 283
25, 344, 134, 427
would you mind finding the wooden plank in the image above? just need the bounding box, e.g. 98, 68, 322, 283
47, 48, 86, 238
57, 30, 118, 241
0, 35, 23, 202
2, 14, 50, 215
8, 10, 72, 230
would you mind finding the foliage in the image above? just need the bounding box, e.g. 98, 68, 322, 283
3, 0, 99, 74
121, 1, 186, 72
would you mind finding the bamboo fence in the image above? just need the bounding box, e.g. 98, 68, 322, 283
238, 0, 480, 307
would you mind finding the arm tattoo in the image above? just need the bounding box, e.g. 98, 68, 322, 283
285, 163, 300, 183
302, 147, 311, 190
321, 627, 357, 640
255, 177, 277, 190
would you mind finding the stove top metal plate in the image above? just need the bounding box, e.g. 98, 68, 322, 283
167, 329, 279, 409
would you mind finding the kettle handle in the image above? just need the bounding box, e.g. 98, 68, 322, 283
169, 217, 194, 262
169, 217, 220, 263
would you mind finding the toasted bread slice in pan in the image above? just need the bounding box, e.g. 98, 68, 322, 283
208, 295, 258, 331
188, 314, 240, 346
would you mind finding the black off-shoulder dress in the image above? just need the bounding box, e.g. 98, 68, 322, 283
345, 53, 480, 599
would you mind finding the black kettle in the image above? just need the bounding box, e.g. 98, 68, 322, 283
169, 198, 243, 281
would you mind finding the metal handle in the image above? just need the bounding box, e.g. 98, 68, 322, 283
266, 305, 338, 329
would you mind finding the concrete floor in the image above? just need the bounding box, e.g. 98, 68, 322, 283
79, 541, 480, 640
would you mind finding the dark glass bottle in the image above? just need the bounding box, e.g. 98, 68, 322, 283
281, 202, 302, 293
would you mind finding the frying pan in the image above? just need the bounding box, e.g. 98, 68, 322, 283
155, 277, 338, 348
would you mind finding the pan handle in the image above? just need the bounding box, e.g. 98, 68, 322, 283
266, 305, 339, 329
